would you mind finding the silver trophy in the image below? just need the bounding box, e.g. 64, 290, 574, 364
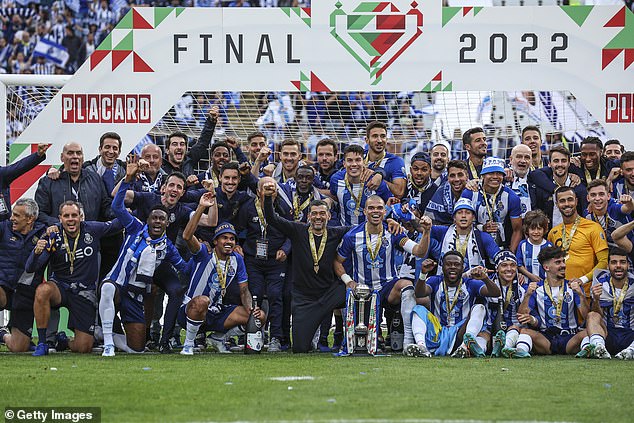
353, 285, 372, 353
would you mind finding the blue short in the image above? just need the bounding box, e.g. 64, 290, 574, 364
8, 284, 36, 337
606, 327, 634, 354
119, 285, 147, 325
543, 328, 577, 355
177, 303, 237, 333
378, 278, 398, 307
53, 280, 96, 335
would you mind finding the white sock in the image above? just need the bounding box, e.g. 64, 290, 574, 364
465, 304, 486, 337
185, 317, 203, 347
627, 340, 634, 350
400, 286, 416, 345
411, 313, 427, 346
580, 336, 590, 350
476, 336, 487, 351
113, 333, 135, 353
589, 334, 605, 347
516, 333, 533, 353
225, 326, 245, 337
99, 283, 116, 347
505, 329, 519, 348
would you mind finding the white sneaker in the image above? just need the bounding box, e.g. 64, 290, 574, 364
615, 347, 634, 360
180, 345, 194, 356
207, 336, 230, 353
593, 344, 612, 359
102, 344, 115, 357
404, 343, 431, 358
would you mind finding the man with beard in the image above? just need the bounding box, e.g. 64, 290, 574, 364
408, 252, 501, 357
506, 144, 537, 218
363, 121, 406, 198
461, 157, 523, 251
261, 181, 349, 353
428, 198, 500, 272
27, 201, 123, 356
582, 248, 634, 359
603, 140, 624, 162
179, 195, 261, 355
429, 142, 449, 186
98, 157, 189, 356
584, 179, 633, 247
278, 165, 328, 224
313, 138, 341, 189
188, 139, 250, 190
463, 127, 488, 180
611, 151, 634, 199
405, 153, 438, 214
512, 247, 589, 357
521, 125, 549, 169
272, 139, 303, 186
485, 250, 530, 358
548, 186, 608, 293
214, 162, 252, 227
246, 131, 269, 177
0, 199, 46, 352
161, 107, 219, 176
335, 195, 431, 351
577, 137, 618, 185
425, 160, 469, 226
330, 145, 391, 226
530, 146, 587, 228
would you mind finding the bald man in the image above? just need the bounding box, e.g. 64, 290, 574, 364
506, 144, 537, 218
35, 142, 114, 226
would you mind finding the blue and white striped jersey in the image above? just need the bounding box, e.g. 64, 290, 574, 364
516, 239, 552, 280
528, 281, 582, 331
486, 278, 529, 329
184, 245, 248, 308
330, 169, 392, 226
337, 222, 407, 291
597, 273, 634, 330
426, 276, 486, 327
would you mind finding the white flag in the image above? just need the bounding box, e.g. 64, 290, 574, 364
33, 38, 69, 67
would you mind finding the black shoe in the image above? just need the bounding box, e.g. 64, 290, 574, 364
194, 332, 207, 349
159, 342, 173, 354
145, 340, 159, 351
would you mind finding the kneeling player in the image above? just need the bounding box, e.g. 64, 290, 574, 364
179, 194, 263, 355
408, 251, 501, 357
512, 246, 589, 357
580, 248, 634, 359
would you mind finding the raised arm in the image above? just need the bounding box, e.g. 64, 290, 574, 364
611, 219, 634, 253
183, 192, 216, 254
470, 266, 501, 297
262, 181, 296, 237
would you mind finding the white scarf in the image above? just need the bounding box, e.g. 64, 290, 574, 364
439, 224, 484, 273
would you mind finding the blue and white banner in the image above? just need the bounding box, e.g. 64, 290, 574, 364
32, 38, 69, 67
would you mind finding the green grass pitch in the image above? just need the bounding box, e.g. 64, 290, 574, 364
1, 352, 632, 422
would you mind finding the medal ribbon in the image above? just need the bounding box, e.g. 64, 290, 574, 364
293, 192, 312, 221
455, 233, 470, 258
482, 187, 501, 222
408, 175, 431, 193
364, 223, 383, 262
255, 198, 267, 237
469, 159, 480, 179
308, 228, 328, 272
544, 280, 566, 321
213, 252, 230, 296
62, 229, 80, 275
584, 166, 600, 183
364, 151, 385, 167
609, 278, 629, 316
443, 279, 464, 321
345, 175, 363, 216
560, 216, 581, 253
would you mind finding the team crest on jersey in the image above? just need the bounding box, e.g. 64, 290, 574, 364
381, 237, 389, 247
227, 265, 236, 277
252, 216, 259, 223
547, 306, 557, 319
346, 199, 356, 211
497, 201, 504, 211
365, 254, 384, 270
10, 236, 17, 242
364, 188, 374, 197
458, 290, 467, 300
563, 291, 573, 304
520, 203, 527, 213
84, 233, 93, 244
169, 213, 176, 223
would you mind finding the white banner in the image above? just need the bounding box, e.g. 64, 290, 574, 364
12, 2, 634, 176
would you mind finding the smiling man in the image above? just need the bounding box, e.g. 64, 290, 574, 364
363, 121, 407, 198
584, 179, 633, 247
578, 137, 617, 185
548, 186, 608, 293
35, 142, 113, 226
521, 125, 548, 169
463, 127, 488, 180
425, 160, 469, 226
461, 157, 523, 251
406, 152, 438, 214
506, 144, 536, 218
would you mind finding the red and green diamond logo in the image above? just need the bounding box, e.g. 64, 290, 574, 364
330, 1, 423, 85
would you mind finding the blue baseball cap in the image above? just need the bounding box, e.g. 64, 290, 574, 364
411, 152, 431, 166
214, 222, 237, 240
453, 198, 475, 215
480, 157, 506, 175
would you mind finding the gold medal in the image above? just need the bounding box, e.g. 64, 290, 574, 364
345, 175, 363, 218
560, 216, 580, 255
255, 198, 267, 237
62, 229, 80, 275
309, 228, 328, 274
364, 151, 385, 167
609, 279, 629, 322
213, 252, 230, 297
364, 223, 383, 262
544, 280, 566, 324
443, 278, 464, 321
293, 192, 312, 221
